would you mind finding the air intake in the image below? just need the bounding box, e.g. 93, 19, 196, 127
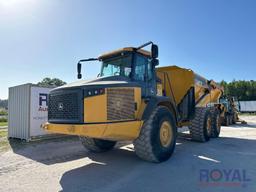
107, 88, 135, 121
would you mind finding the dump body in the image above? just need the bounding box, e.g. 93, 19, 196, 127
156, 66, 194, 105
156, 66, 223, 108
194, 74, 223, 107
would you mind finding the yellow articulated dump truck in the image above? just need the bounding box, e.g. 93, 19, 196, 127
42, 42, 224, 163
219, 96, 247, 125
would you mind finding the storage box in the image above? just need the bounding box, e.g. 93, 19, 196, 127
8, 83, 53, 141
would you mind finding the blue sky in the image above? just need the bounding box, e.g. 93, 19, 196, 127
0, 0, 256, 99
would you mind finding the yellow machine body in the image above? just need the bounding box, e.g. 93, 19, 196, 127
194, 75, 223, 107
43, 120, 143, 141
41, 42, 229, 163
156, 66, 223, 107
44, 65, 223, 140
156, 66, 194, 105
43, 86, 145, 141
83, 87, 142, 123
43, 47, 223, 141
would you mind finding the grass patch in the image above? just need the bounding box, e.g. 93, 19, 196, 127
0, 129, 9, 152
0, 111, 7, 116
0, 129, 7, 138
0, 128, 78, 154
0, 140, 9, 152
0, 122, 7, 126
0, 117, 7, 123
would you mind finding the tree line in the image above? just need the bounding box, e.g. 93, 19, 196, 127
220, 80, 256, 101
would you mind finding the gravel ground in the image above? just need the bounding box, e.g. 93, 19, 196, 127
0, 116, 255, 192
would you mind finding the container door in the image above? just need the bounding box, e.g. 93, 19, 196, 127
30, 87, 52, 137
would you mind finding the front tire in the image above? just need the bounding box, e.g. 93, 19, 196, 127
133, 106, 177, 163
79, 137, 116, 152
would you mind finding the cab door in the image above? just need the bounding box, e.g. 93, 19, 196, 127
133, 54, 156, 97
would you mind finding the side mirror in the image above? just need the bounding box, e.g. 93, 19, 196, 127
151, 44, 158, 59
77, 62, 82, 79
151, 58, 159, 66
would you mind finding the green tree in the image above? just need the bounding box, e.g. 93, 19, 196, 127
37, 77, 66, 87
220, 80, 256, 101
0, 99, 8, 109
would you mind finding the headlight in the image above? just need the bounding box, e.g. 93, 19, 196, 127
84, 88, 105, 97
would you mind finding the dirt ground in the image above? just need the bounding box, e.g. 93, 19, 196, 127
0, 115, 255, 192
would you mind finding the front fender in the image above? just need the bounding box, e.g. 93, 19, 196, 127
142, 96, 178, 123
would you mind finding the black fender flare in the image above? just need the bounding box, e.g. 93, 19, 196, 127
142, 96, 178, 124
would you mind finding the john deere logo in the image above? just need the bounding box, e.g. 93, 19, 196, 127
58, 102, 64, 110
115, 101, 121, 108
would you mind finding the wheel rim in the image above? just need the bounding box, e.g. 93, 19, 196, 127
206, 117, 211, 136
160, 121, 172, 147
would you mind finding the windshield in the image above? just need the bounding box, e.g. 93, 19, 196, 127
100, 54, 132, 77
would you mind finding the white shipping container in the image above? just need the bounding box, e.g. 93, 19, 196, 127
239, 101, 256, 112
8, 83, 53, 141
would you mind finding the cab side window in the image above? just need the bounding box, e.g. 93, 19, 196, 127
147, 61, 153, 80
134, 54, 149, 81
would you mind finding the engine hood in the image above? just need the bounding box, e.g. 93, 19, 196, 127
51, 76, 141, 92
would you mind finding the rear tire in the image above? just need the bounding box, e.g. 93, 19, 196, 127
228, 115, 231, 126
229, 115, 234, 125
224, 115, 230, 126
189, 107, 211, 142
210, 109, 221, 138
79, 137, 116, 152
232, 114, 237, 124
133, 106, 177, 163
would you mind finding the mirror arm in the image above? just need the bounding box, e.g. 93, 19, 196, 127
136, 41, 158, 59
136, 41, 153, 50
79, 58, 98, 63
76, 58, 99, 79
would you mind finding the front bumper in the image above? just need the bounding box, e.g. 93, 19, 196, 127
42, 121, 143, 141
